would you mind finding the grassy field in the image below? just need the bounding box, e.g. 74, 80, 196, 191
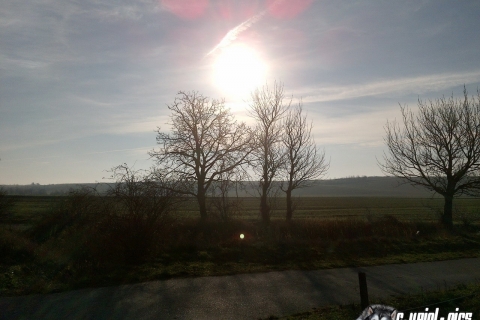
219, 196, 480, 222
1, 196, 60, 230
6, 195, 480, 223
1, 195, 480, 297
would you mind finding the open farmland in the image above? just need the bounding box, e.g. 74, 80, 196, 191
4, 196, 480, 225
158, 196, 480, 224
1, 196, 62, 230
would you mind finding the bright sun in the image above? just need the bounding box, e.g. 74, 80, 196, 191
212, 44, 267, 98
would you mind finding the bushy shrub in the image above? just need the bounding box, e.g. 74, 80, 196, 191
96, 164, 184, 264
0, 228, 35, 265
29, 187, 105, 243
30, 165, 185, 266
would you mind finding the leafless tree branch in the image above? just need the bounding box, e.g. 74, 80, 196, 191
248, 81, 290, 225
379, 86, 480, 228
149, 91, 253, 220
280, 102, 329, 221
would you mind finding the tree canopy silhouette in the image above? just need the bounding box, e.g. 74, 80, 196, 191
379, 88, 480, 228
281, 103, 329, 221
248, 82, 290, 225
150, 91, 252, 220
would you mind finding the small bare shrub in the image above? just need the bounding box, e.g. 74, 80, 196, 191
98, 164, 185, 264
29, 187, 104, 243
30, 165, 185, 265
456, 206, 480, 230
208, 177, 246, 222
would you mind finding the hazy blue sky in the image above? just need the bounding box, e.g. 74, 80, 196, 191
1, 0, 480, 184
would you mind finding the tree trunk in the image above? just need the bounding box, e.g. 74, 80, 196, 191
286, 188, 293, 222
197, 193, 207, 221
221, 193, 228, 221
442, 194, 454, 229
260, 181, 270, 226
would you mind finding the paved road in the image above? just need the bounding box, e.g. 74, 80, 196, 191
1, 258, 480, 320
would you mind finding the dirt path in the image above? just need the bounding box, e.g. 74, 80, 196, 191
1, 258, 480, 320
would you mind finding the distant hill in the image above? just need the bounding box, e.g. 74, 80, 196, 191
288, 176, 437, 197
1, 177, 439, 197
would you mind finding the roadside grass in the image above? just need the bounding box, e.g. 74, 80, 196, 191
267, 282, 480, 319
1, 196, 480, 297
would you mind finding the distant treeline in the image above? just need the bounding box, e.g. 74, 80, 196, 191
1, 176, 442, 197
0, 183, 113, 196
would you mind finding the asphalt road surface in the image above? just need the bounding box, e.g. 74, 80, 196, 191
1, 258, 480, 320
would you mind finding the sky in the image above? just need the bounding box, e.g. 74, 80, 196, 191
1, 0, 480, 185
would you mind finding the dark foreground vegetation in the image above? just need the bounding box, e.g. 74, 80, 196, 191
267, 282, 480, 320
1, 192, 480, 297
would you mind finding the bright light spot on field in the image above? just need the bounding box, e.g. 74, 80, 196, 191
240, 233, 245, 239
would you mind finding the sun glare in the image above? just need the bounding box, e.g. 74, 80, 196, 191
212, 44, 267, 98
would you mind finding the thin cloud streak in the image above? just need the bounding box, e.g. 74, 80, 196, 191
301, 70, 480, 103
206, 0, 283, 56
311, 108, 392, 146
206, 14, 265, 56
1, 146, 154, 163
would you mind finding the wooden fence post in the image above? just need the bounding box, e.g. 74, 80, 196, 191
358, 272, 369, 309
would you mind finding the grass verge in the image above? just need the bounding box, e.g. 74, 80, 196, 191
1, 224, 479, 297
267, 282, 480, 319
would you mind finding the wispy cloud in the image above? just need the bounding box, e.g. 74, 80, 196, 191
1, 146, 153, 163
311, 108, 392, 146
206, 14, 265, 56
206, 0, 283, 56
300, 70, 480, 103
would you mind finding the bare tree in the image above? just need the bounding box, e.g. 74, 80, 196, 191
379, 88, 480, 229
281, 103, 329, 221
248, 82, 290, 225
150, 91, 252, 220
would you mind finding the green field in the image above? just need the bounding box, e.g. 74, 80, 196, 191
214, 196, 480, 222
2, 196, 61, 228
5, 195, 480, 225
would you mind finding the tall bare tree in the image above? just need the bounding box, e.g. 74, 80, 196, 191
379, 88, 480, 229
248, 82, 290, 225
150, 91, 252, 220
281, 103, 329, 221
